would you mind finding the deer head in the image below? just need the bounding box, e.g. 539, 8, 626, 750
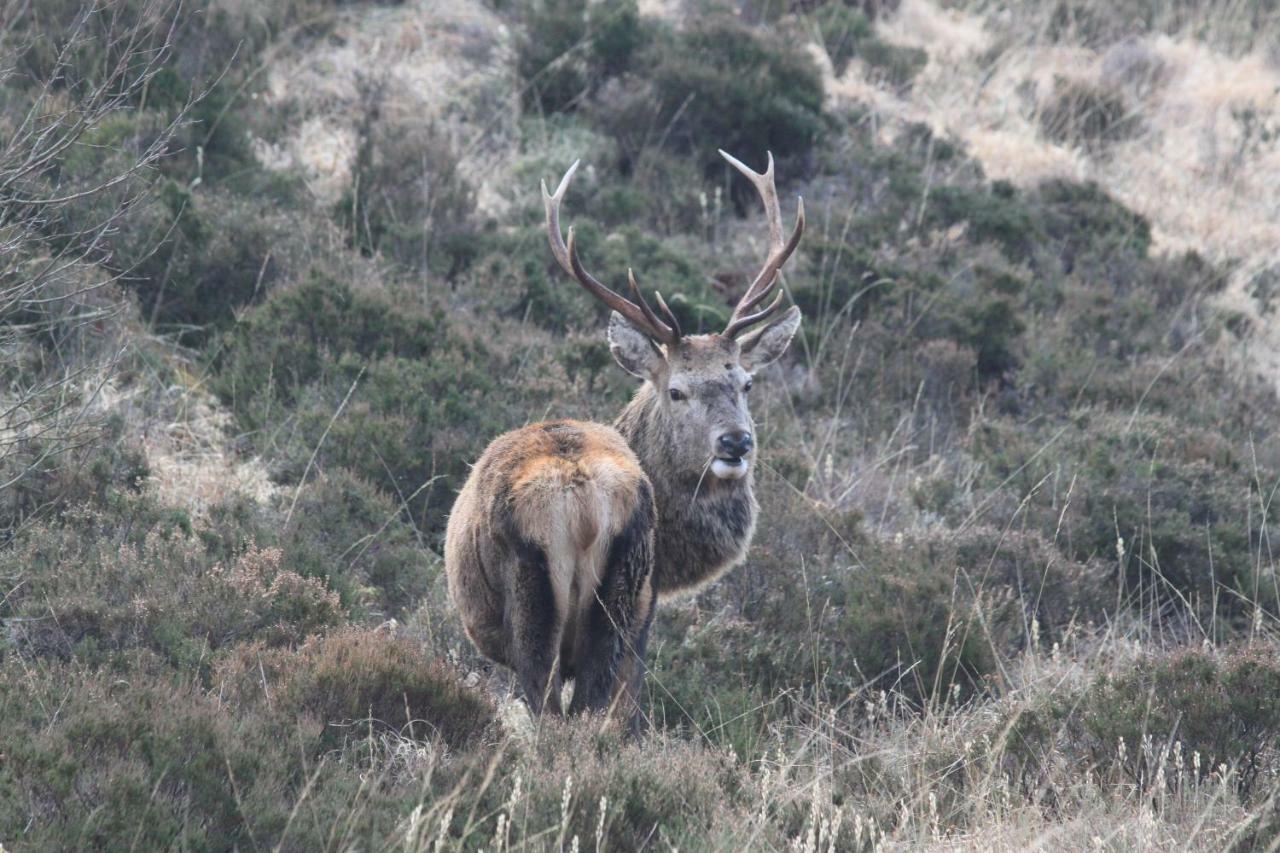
542, 151, 804, 481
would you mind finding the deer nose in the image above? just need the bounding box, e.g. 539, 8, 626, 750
717, 430, 754, 459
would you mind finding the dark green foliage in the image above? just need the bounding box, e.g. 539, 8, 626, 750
1251, 264, 1280, 316
973, 413, 1278, 628
1082, 645, 1280, 792
511, 723, 752, 849
283, 469, 434, 618
212, 271, 548, 540
1008, 644, 1280, 796
0, 656, 481, 851
517, 0, 650, 113
0, 413, 150, 536
128, 187, 292, 337
646, 15, 826, 176
648, 489, 1105, 759
928, 183, 1040, 261
812, 4, 926, 85
811, 3, 874, 74
1039, 0, 1280, 53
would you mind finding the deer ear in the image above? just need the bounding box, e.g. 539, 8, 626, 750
739, 306, 801, 371
608, 311, 665, 377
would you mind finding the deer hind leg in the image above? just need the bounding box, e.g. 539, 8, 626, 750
507, 540, 564, 716
568, 486, 655, 724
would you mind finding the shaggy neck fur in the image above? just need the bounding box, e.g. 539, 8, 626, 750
615, 383, 758, 598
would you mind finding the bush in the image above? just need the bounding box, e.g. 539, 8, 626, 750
973, 412, 1276, 627
216, 628, 495, 749
2, 508, 345, 671
641, 14, 826, 178
0, 655, 480, 851
508, 722, 758, 849
647, 492, 1103, 755
1082, 645, 1280, 793
335, 94, 477, 275
516, 0, 650, 114
812, 5, 927, 86
1009, 644, 1280, 797
211, 271, 556, 540
1039, 76, 1140, 149
283, 469, 435, 618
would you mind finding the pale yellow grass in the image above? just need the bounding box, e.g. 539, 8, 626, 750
825, 0, 1280, 387
252, 0, 519, 215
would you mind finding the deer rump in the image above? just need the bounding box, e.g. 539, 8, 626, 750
444, 420, 656, 721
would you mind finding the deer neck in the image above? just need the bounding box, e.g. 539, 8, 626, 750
614, 384, 758, 597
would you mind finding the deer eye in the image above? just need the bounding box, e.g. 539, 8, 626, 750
743, 379, 753, 393
669, 388, 687, 402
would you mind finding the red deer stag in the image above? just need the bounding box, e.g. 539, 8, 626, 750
445, 151, 804, 726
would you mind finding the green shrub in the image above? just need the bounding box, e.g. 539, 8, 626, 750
0, 411, 151, 535
1009, 644, 1280, 797
516, 0, 650, 114
1082, 645, 1280, 793
642, 13, 826, 177
1039, 76, 1141, 149
0, 656, 479, 851
2, 512, 345, 670
212, 271, 555, 540
1033, 178, 1153, 268
812, 3, 874, 74
812, 5, 927, 87
973, 412, 1276, 627
928, 182, 1039, 261
647, 493, 1103, 751
509, 722, 757, 850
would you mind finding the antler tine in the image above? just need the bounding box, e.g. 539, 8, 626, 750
628, 269, 681, 345
723, 289, 785, 339
545, 161, 679, 347
719, 149, 783, 252
566, 227, 678, 347
653, 290, 683, 341
541, 159, 580, 277
718, 150, 806, 337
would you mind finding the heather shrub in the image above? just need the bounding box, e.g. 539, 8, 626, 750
2, 511, 345, 670
1008, 644, 1280, 798
973, 412, 1277, 627
216, 628, 495, 749
516, 0, 650, 114
811, 3, 875, 74
119, 186, 297, 337
211, 271, 545, 538
1038, 76, 1140, 149
283, 469, 434, 618
0, 411, 151, 535
1080, 645, 1280, 793
335, 101, 477, 275
639, 13, 826, 177
509, 722, 757, 849
646, 491, 1102, 755
0, 659, 477, 851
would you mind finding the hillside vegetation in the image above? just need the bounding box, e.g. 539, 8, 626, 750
3, 0, 1280, 849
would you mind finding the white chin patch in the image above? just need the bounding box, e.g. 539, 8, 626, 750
711, 458, 750, 480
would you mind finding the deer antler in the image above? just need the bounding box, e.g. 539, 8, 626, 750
543, 161, 681, 348
718, 150, 805, 340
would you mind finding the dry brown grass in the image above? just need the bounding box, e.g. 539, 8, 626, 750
822, 0, 1280, 390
